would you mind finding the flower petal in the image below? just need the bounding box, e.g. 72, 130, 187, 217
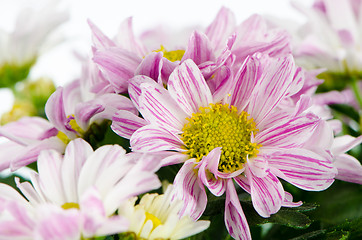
205, 7, 236, 51
36, 149, 66, 205
182, 31, 214, 65
334, 154, 362, 184
168, 59, 213, 115
173, 159, 207, 220
268, 149, 337, 191
111, 110, 148, 139
224, 179, 251, 240
255, 113, 321, 149
332, 135, 362, 155
246, 166, 284, 218
61, 139, 93, 203
139, 81, 188, 131
115, 17, 148, 57
128, 75, 157, 110
247, 54, 296, 126
88, 19, 115, 50
93, 47, 142, 93
198, 148, 226, 196
135, 52, 163, 82
130, 125, 184, 152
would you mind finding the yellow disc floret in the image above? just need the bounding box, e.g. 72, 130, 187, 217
181, 103, 261, 173
154, 45, 185, 62
61, 202, 80, 210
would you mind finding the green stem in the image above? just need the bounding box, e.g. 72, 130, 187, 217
350, 76, 362, 110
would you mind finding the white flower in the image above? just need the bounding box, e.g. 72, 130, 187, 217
118, 184, 210, 240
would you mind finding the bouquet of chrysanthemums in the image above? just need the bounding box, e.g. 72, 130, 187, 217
1, 0, 362, 239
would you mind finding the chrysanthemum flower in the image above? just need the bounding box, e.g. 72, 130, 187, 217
0, 138, 161, 239
118, 184, 210, 240
293, 0, 362, 75
113, 55, 337, 239
0, 75, 137, 171
0, 0, 68, 88
91, 7, 291, 97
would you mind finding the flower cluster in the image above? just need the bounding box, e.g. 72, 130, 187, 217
1, 1, 362, 240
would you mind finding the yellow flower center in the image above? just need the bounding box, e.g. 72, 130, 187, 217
56, 115, 85, 144
181, 103, 261, 173
155, 45, 185, 62
61, 202, 80, 210
144, 212, 162, 231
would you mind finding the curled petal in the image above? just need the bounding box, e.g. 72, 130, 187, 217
198, 148, 226, 196
224, 179, 251, 240
246, 166, 284, 218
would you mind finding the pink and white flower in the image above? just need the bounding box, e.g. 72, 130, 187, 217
91, 7, 291, 96
293, 0, 362, 74
0, 76, 137, 171
0, 138, 161, 239
112, 56, 337, 239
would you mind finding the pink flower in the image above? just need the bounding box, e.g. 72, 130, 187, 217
91, 7, 291, 96
0, 77, 137, 171
113, 56, 337, 239
293, 0, 362, 73
0, 138, 161, 239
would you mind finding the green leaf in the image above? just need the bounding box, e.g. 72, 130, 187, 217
240, 200, 313, 229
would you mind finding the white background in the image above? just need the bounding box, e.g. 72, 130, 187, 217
0, 0, 314, 115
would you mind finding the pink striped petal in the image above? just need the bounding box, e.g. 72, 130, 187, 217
173, 159, 207, 220
229, 55, 260, 110
80, 188, 129, 237
246, 166, 284, 218
0, 116, 55, 141
11, 137, 66, 171
334, 154, 362, 184
268, 149, 337, 191
234, 174, 251, 194
93, 47, 142, 93
205, 7, 236, 51
247, 54, 296, 126
248, 156, 269, 178
35, 205, 81, 240
255, 114, 321, 148
45, 87, 70, 135
282, 191, 303, 208
198, 148, 226, 196
139, 82, 188, 131
128, 75, 157, 110
168, 59, 213, 115
224, 179, 251, 240
78, 94, 137, 127
112, 110, 148, 139
115, 17, 148, 57
88, 19, 115, 50
135, 52, 163, 82
37, 149, 66, 205
130, 125, 184, 152
332, 135, 362, 155
182, 31, 214, 65
61, 139, 93, 203
233, 14, 291, 61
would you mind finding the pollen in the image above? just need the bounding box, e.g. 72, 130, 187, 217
144, 212, 162, 231
61, 202, 80, 210
181, 103, 261, 173
155, 45, 185, 62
